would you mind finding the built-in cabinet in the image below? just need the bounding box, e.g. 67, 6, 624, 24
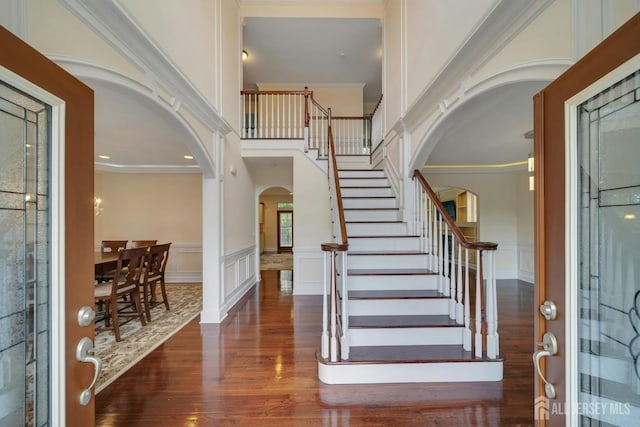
455, 191, 477, 243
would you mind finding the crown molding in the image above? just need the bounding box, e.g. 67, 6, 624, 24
401, 0, 554, 134
58, 0, 232, 135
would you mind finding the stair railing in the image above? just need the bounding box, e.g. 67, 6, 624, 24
413, 170, 500, 359
308, 96, 329, 158
370, 94, 384, 153
321, 108, 350, 362
240, 89, 311, 139
331, 116, 371, 155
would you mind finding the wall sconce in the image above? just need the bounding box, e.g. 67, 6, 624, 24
242, 50, 248, 61
94, 197, 103, 216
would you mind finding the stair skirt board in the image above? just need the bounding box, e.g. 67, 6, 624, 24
348, 274, 439, 290
348, 298, 449, 316
349, 327, 463, 347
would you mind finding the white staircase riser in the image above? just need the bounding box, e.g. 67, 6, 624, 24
339, 178, 389, 187
347, 222, 407, 236
342, 198, 397, 209
336, 157, 370, 169
349, 327, 463, 346
318, 361, 503, 384
342, 187, 394, 197
348, 299, 449, 316
344, 209, 400, 222
348, 275, 439, 290
339, 170, 386, 178
348, 254, 429, 269
348, 236, 420, 252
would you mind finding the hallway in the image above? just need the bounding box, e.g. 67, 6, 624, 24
95, 271, 534, 426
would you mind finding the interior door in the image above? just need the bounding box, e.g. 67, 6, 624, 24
0, 27, 95, 426
534, 14, 640, 426
277, 210, 293, 252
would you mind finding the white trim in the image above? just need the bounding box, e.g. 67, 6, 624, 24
563, 53, 640, 427
48, 56, 216, 177
0, 66, 67, 427
57, 0, 232, 135
219, 245, 257, 318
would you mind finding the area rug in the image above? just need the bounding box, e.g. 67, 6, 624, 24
260, 252, 293, 270
94, 284, 202, 393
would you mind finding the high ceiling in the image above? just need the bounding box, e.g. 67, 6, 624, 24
90, 16, 541, 172
242, 17, 383, 103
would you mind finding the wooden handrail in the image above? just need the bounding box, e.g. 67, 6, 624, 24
328, 124, 348, 251
412, 170, 497, 252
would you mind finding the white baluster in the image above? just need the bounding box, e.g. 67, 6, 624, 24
456, 242, 464, 324
486, 251, 499, 359
474, 251, 483, 358
449, 232, 456, 318
321, 251, 329, 359
463, 248, 472, 351
340, 251, 349, 360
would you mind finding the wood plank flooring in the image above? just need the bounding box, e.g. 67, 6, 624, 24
95, 271, 535, 426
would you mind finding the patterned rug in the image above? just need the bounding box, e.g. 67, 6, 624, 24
260, 252, 293, 270
94, 284, 202, 393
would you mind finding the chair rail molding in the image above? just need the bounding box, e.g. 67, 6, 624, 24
57, 0, 232, 137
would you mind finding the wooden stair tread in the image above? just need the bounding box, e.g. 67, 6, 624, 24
349, 290, 443, 299
348, 250, 427, 255
348, 268, 436, 275
349, 314, 459, 328
341, 186, 392, 189
339, 169, 384, 172
342, 196, 396, 199
345, 345, 503, 363
346, 220, 403, 224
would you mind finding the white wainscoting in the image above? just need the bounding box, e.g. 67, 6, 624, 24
293, 247, 324, 295
517, 243, 535, 284
165, 243, 202, 283
220, 245, 257, 315
494, 242, 517, 280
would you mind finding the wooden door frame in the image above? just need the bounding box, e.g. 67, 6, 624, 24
277, 210, 293, 253
0, 27, 94, 426
534, 13, 640, 426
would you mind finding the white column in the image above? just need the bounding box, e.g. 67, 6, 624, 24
200, 134, 224, 323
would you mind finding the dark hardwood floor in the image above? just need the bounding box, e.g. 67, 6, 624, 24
95, 271, 535, 426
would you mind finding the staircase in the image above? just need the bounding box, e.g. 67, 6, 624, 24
317, 167, 503, 384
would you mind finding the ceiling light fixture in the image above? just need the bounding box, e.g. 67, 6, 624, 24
242, 50, 248, 61
98, 155, 110, 160
184, 155, 194, 160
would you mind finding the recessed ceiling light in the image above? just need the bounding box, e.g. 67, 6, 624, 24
184, 155, 194, 160
624, 213, 636, 220
98, 155, 110, 160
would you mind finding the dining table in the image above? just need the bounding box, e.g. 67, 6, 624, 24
94, 251, 120, 281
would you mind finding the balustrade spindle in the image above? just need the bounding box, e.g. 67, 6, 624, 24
463, 248, 472, 351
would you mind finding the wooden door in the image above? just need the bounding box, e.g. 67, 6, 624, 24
277, 210, 293, 252
534, 14, 640, 426
0, 27, 95, 426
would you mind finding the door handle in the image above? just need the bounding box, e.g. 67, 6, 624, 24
76, 337, 102, 406
533, 331, 558, 399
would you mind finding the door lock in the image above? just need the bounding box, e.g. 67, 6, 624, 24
533, 331, 558, 398
76, 337, 102, 406
540, 300, 557, 321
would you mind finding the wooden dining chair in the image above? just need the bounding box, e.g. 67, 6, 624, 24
94, 246, 147, 342
140, 243, 171, 322
131, 240, 158, 248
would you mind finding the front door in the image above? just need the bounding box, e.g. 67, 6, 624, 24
0, 27, 95, 426
534, 14, 640, 426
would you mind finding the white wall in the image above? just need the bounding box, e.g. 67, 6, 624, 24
257, 83, 364, 116
94, 171, 203, 283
